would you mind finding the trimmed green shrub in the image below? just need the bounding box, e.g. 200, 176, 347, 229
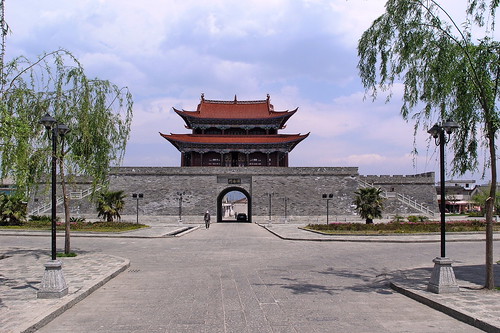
392, 215, 405, 222
468, 211, 484, 217
408, 215, 419, 223
306, 220, 497, 234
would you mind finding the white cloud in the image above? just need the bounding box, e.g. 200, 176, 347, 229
327, 0, 387, 47
4, 0, 491, 182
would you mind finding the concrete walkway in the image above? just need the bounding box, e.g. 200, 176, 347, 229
264, 224, 500, 332
0, 222, 498, 332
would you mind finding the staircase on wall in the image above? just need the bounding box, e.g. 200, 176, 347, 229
357, 179, 435, 217
29, 185, 102, 216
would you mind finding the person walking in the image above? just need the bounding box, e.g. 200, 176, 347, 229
204, 210, 211, 229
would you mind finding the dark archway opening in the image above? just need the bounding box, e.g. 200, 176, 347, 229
217, 187, 251, 223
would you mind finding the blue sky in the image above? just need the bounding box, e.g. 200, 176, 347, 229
5, 0, 490, 183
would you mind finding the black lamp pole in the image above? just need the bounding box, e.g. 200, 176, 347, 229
132, 193, 143, 224
284, 197, 289, 221
269, 193, 272, 221
428, 120, 459, 258
267, 193, 273, 221
322, 193, 333, 225
439, 128, 446, 257
39, 113, 70, 260
50, 124, 57, 260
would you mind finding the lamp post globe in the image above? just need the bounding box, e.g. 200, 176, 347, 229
39, 113, 57, 129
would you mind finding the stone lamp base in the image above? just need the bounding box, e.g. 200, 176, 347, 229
427, 257, 460, 294
37, 260, 68, 299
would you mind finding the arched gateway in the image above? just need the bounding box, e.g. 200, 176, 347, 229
217, 187, 252, 223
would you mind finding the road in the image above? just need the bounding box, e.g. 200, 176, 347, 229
3, 223, 488, 332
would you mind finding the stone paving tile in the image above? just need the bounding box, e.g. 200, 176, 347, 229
264, 224, 500, 333
389, 266, 500, 333
1, 222, 499, 333
0, 248, 129, 333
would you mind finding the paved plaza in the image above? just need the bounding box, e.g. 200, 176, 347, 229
0, 222, 499, 332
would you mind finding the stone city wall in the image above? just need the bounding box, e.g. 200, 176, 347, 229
27, 167, 438, 223
360, 172, 438, 216
108, 167, 359, 223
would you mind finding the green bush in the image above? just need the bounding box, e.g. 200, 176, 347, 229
306, 220, 498, 234
0, 194, 27, 225
468, 211, 484, 217
408, 215, 429, 222
392, 215, 405, 222
29, 215, 52, 222
407, 215, 419, 223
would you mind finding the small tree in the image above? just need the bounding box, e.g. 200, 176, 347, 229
353, 187, 385, 224
96, 190, 126, 222
0, 193, 26, 225
472, 185, 500, 214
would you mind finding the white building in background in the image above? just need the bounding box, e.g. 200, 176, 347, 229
233, 198, 248, 216
221, 197, 234, 217
436, 179, 477, 214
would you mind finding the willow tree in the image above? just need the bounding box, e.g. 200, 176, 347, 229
358, 0, 498, 289
0, 0, 134, 256
1, 49, 133, 253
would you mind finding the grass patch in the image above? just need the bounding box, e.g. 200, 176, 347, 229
57, 252, 77, 257
306, 220, 500, 234
0, 220, 148, 232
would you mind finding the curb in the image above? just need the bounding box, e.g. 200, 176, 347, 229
19, 258, 131, 333
169, 225, 199, 237
390, 282, 500, 333
0, 226, 199, 239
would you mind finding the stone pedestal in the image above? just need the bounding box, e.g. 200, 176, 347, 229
37, 260, 68, 299
427, 257, 460, 294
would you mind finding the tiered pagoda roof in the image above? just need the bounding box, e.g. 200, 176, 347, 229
161, 133, 309, 150
173, 94, 297, 129
160, 94, 308, 167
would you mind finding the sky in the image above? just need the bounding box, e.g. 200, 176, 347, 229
4, 0, 494, 184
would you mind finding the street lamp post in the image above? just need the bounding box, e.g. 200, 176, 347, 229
283, 197, 289, 223
132, 193, 143, 224
265, 192, 274, 223
322, 193, 333, 225
37, 113, 70, 299
427, 119, 460, 294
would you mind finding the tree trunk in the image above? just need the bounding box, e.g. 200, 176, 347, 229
366, 218, 373, 224
59, 147, 71, 255
0, 0, 6, 94
485, 130, 496, 289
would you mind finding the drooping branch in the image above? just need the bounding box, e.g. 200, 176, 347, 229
3, 49, 80, 96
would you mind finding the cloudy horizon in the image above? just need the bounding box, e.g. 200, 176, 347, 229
5, 0, 492, 184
